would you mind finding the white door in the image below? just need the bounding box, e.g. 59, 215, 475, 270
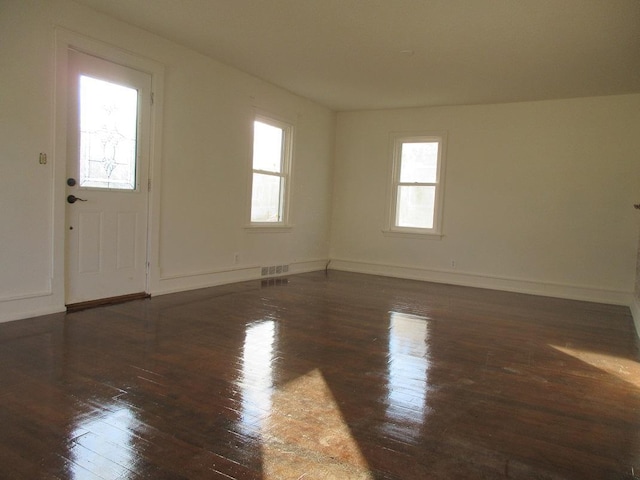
65, 50, 151, 305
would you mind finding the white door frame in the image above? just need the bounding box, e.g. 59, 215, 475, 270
54, 29, 164, 306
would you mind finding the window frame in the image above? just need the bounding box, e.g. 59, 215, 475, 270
385, 132, 447, 238
247, 113, 294, 230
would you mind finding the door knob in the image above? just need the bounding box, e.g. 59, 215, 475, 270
67, 178, 77, 187
67, 195, 87, 204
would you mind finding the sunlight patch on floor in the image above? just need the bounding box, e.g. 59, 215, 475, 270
550, 344, 640, 389
261, 368, 374, 479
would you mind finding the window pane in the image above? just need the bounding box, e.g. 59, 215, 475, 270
253, 121, 283, 173
399, 142, 438, 183
79, 75, 138, 190
251, 173, 283, 222
396, 186, 435, 228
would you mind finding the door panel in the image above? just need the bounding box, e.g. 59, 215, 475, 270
66, 50, 151, 305
77, 212, 102, 274
116, 212, 137, 270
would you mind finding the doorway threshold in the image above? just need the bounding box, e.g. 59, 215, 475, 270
66, 292, 150, 312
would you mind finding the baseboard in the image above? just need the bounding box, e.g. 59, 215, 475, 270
1, 258, 632, 326
0, 305, 66, 324
153, 258, 329, 297
631, 296, 640, 338
329, 258, 633, 306
289, 259, 331, 275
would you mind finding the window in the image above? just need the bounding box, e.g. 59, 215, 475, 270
249, 116, 293, 225
387, 133, 446, 236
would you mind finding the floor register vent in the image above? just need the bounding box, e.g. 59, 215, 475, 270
261, 264, 290, 277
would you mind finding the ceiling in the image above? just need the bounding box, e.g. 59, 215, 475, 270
72, 0, 640, 111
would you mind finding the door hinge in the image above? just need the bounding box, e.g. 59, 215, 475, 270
150, 92, 154, 106
148, 178, 151, 192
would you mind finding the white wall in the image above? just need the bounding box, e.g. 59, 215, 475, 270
632, 223, 640, 332
636, 233, 640, 302
330, 96, 640, 305
0, 0, 59, 319
2, 0, 638, 324
0, 0, 335, 321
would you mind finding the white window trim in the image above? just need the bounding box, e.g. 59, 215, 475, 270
383, 132, 447, 239
246, 113, 294, 229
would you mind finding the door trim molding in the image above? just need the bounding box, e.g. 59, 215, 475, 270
54, 28, 165, 305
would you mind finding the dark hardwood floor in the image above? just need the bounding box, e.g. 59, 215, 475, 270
1, 271, 639, 479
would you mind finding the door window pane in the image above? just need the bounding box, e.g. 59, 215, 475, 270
79, 75, 138, 190
396, 186, 435, 229
251, 173, 283, 222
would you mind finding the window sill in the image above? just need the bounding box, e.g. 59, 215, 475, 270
382, 229, 443, 240
244, 224, 293, 233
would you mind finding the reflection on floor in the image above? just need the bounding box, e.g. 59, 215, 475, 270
0, 271, 639, 479
70, 408, 137, 479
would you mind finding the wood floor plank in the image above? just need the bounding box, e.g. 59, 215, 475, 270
0, 271, 639, 479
